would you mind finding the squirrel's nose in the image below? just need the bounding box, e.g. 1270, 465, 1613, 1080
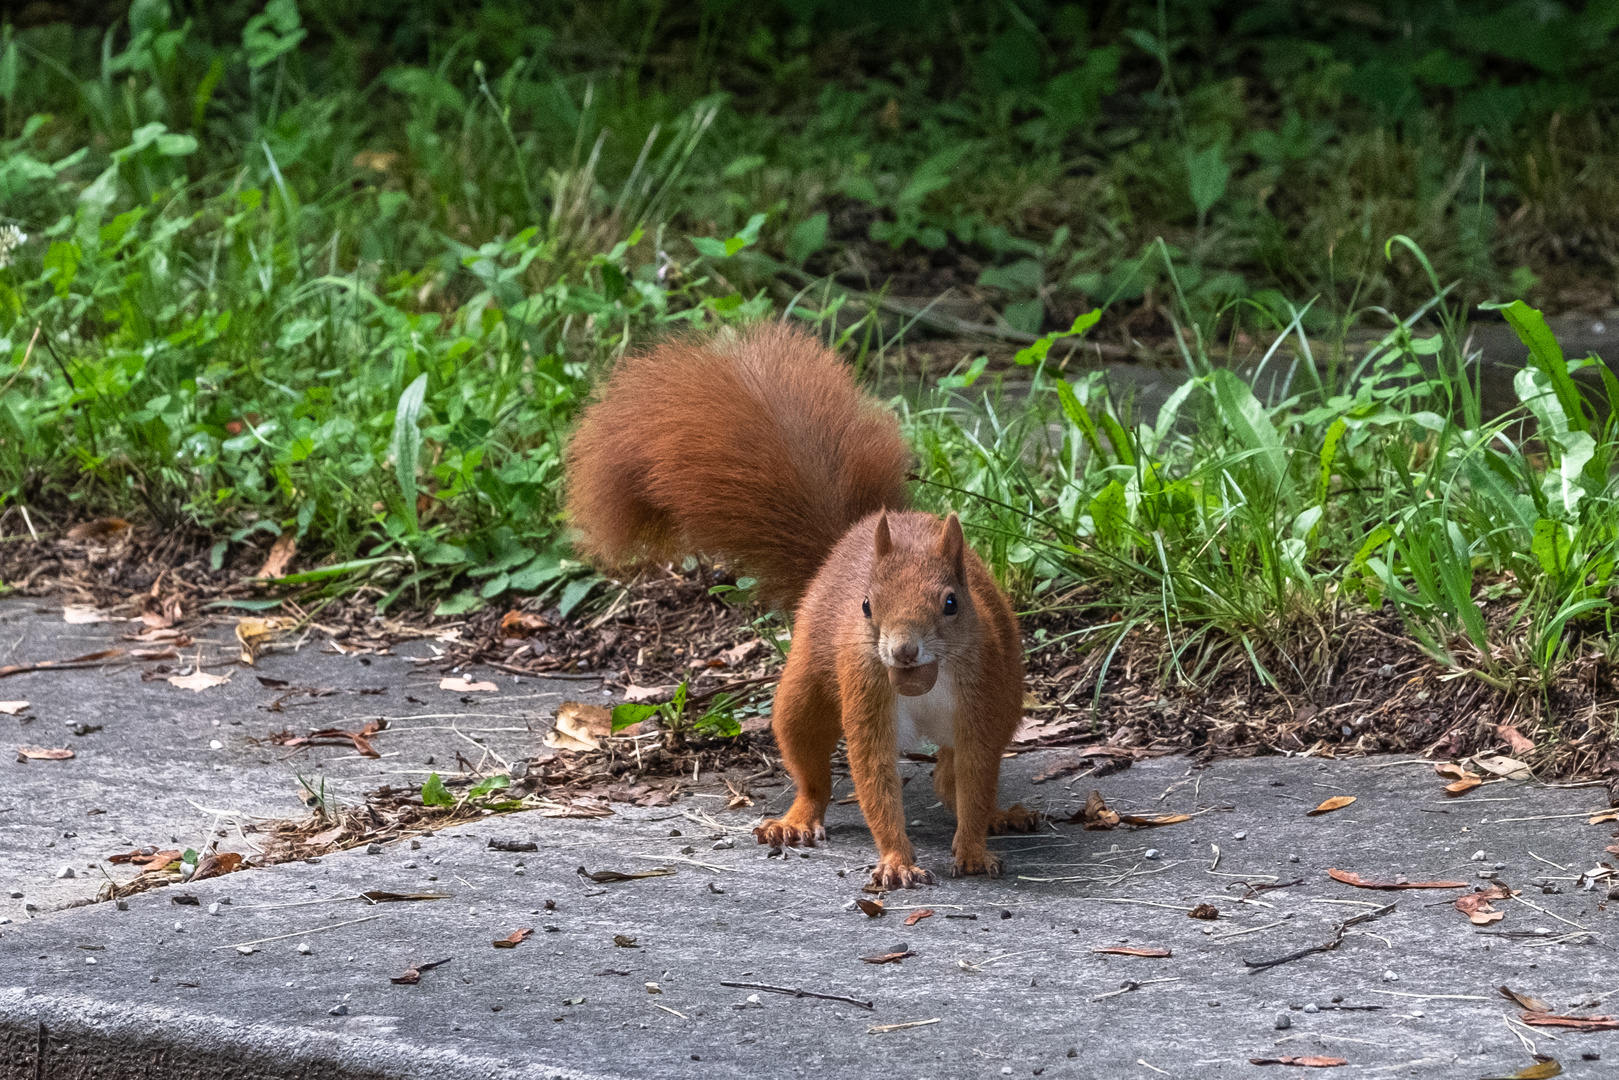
893, 642, 919, 665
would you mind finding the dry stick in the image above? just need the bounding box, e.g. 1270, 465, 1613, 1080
720, 981, 874, 1011
214, 914, 382, 950
1091, 977, 1181, 1002
1243, 902, 1397, 974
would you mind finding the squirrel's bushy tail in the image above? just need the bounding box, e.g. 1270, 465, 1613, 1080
565, 323, 911, 611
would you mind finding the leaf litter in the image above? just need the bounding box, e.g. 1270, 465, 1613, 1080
1327, 868, 1468, 890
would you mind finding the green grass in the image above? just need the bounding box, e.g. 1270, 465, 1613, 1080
0, 1, 1617, 722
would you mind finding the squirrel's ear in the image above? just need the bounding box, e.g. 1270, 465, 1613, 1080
873, 512, 893, 559
937, 512, 965, 580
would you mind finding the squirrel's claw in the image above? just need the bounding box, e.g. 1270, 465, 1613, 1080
754, 818, 825, 849
950, 847, 1004, 879
870, 856, 935, 890
988, 803, 1042, 835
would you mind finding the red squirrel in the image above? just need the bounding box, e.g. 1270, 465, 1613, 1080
565, 323, 1037, 887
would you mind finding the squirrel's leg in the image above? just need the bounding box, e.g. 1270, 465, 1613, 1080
845, 685, 934, 889
753, 659, 839, 849
949, 733, 1009, 877
931, 746, 958, 816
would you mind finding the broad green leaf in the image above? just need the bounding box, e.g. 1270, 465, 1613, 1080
785, 213, 828, 265
421, 772, 454, 807
611, 703, 660, 733
1317, 418, 1346, 505
433, 590, 484, 616
557, 576, 601, 618
1089, 480, 1127, 547
1055, 377, 1107, 462
1481, 299, 1588, 434
468, 775, 510, 799
392, 374, 428, 530
1212, 368, 1286, 490
1531, 518, 1571, 577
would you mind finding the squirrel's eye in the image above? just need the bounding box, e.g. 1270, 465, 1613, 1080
862, 598, 871, 619
943, 592, 957, 615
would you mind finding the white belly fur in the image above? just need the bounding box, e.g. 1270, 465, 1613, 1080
893, 670, 957, 752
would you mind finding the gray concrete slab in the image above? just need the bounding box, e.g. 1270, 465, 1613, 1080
2, 604, 1618, 1079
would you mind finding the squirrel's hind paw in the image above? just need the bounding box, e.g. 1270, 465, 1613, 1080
754, 818, 825, 849
951, 847, 1004, 879
870, 856, 935, 890
988, 803, 1042, 835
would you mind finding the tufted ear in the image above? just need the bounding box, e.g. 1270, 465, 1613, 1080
936, 512, 965, 581
873, 511, 893, 559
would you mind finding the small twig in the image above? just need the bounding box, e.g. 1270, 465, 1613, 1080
653, 1003, 689, 1020
1090, 977, 1181, 1002
1210, 919, 1288, 943
1509, 895, 1590, 932
720, 981, 874, 1010
867, 1018, 939, 1034
1244, 902, 1396, 973
214, 914, 382, 950
1527, 850, 1570, 872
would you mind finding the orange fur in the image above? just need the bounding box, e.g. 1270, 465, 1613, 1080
565, 324, 1036, 887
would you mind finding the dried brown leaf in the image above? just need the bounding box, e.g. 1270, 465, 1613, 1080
167, 670, 230, 692
1482, 1059, 1562, 1079
0, 701, 29, 715
1094, 946, 1172, 957
1434, 762, 1469, 780
191, 851, 243, 881
1306, 796, 1356, 816
439, 676, 498, 693
545, 701, 611, 750
903, 909, 935, 926
1498, 985, 1552, 1014
578, 865, 675, 883
16, 745, 73, 761
1118, 813, 1192, 827
1249, 1057, 1347, 1068
860, 949, 913, 965
855, 898, 885, 918
61, 605, 113, 624
1589, 809, 1619, 825
499, 610, 551, 636
65, 518, 131, 542
492, 928, 534, 949
256, 532, 297, 579
1443, 774, 1485, 796
1497, 725, 1535, 756
1071, 789, 1120, 830
1327, 868, 1468, 890
1518, 1012, 1619, 1031
1473, 754, 1532, 780
361, 891, 451, 903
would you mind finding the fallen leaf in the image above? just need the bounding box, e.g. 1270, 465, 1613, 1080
65, 518, 131, 543
1499, 985, 1552, 1013
360, 891, 450, 903
719, 639, 763, 666
499, 610, 551, 636
439, 676, 498, 693
389, 956, 452, 985
1307, 796, 1356, 816
1606, 844, 1619, 857
1094, 946, 1172, 958
16, 746, 73, 761
1480, 1059, 1562, 1079
1012, 714, 1084, 744
0, 701, 29, 715
1497, 724, 1535, 756
61, 605, 113, 624
1518, 1012, 1619, 1031
903, 909, 935, 926
578, 866, 675, 883
108, 848, 181, 867
861, 949, 913, 964
545, 701, 612, 751
622, 683, 676, 704
1328, 868, 1468, 890
613, 935, 639, 948
0, 648, 123, 679
282, 720, 383, 757
1589, 809, 1619, 825
235, 616, 293, 665
1249, 1057, 1347, 1068
1455, 884, 1512, 925
167, 671, 230, 692
1473, 754, 1532, 780
1118, 813, 1192, 827
191, 851, 243, 881
1031, 745, 1141, 783
256, 533, 297, 579
1444, 774, 1485, 796
492, 928, 534, 949
1188, 903, 1219, 920
1434, 762, 1469, 779
856, 898, 885, 918
1071, 789, 1121, 830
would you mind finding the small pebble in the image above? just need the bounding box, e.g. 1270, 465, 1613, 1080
297, 942, 312, 955
1000, 909, 1013, 920
1471, 850, 1486, 861
173, 921, 184, 932
1233, 831, 1247, 840
1274, 1013, 1291, 1030
85, 956, 97, 966
1477, 870, 1497, 879
1288, 854, 1300, 863
1001, 1068, 1012, 1076
209, 740, 223, 750
1382, 970, 1399, 982
515, 869, 525, 876
8, 890, 22, 898
645, 982, 662, 994
207, 903, 221, 916
1144, 849, 1160, 860
403, 862, 417, 869
366, 843, 383, 855
55, 866, 75, 879
237, 945, 256, 955
328, 1004, 348, 1016
1493, 861, 1507, 870
1303, 1003, 1319, 1014
713, 838, 734, 850
149, 975, 159, 983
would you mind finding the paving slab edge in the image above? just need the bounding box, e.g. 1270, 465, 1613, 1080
0, 988, 625, 1080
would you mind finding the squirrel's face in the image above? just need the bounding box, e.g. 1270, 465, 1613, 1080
863, 512, 974, 697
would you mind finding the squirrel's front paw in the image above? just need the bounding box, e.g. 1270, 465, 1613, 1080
754, 818, 825, 849
870, 855, 935, 890
951, 846, 1004, 879
989, 803, 1042, 835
